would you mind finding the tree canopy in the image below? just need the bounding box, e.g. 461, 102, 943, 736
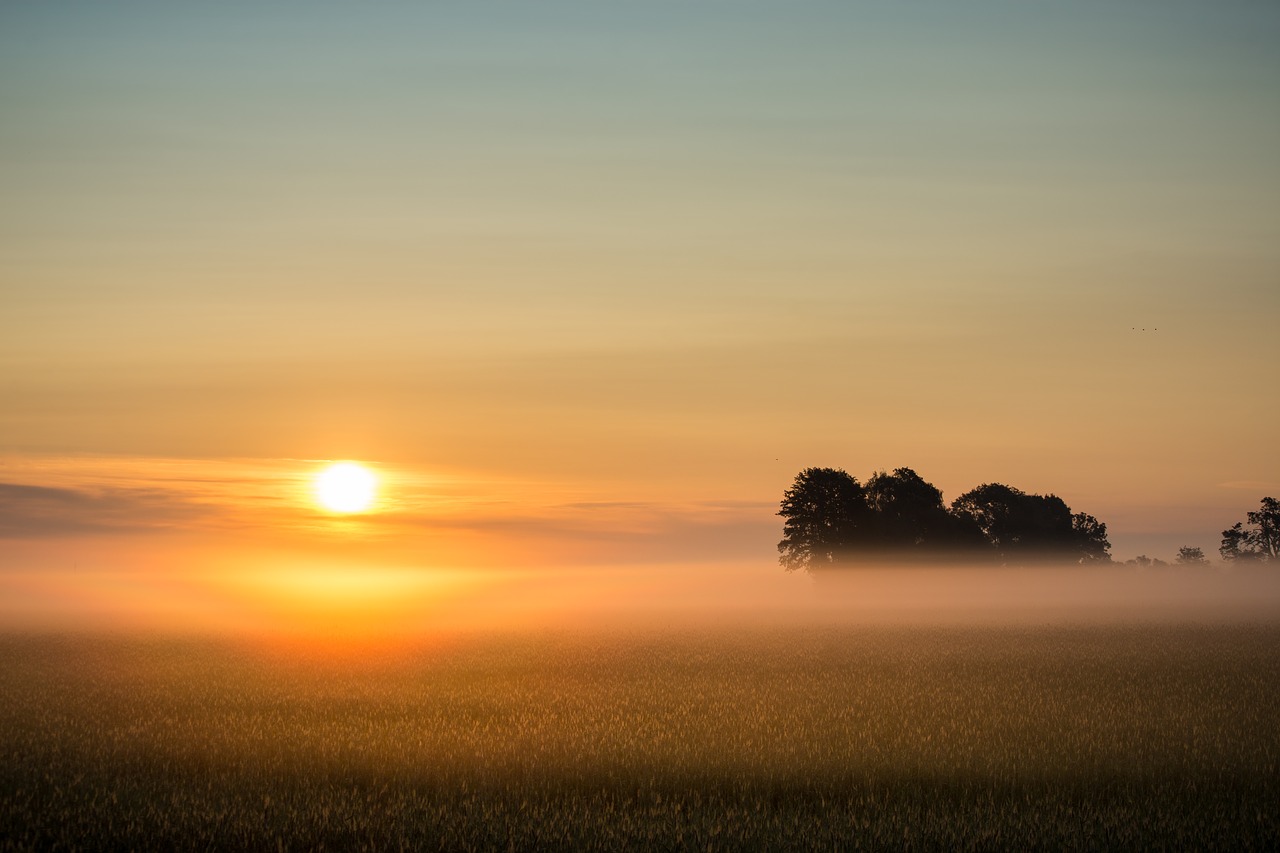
777, 468, 870, 571
1220, 497, 1279, 563
1176, 546, 1208, 566
778, 466, 1111, 570
950, 483, 1110, 565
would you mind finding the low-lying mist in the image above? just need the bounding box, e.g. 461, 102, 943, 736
2, 558, 1277, 639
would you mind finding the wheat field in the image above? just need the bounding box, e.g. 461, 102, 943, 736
2, 624, 1277, 850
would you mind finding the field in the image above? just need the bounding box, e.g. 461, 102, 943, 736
2, 624, 1277, 850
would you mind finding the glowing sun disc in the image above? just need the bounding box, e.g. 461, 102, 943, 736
315, 462, 377, 513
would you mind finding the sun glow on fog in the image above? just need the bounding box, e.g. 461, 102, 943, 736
315, 462, 377, 513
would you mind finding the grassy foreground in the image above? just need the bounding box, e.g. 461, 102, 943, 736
1, 624, 1277, 850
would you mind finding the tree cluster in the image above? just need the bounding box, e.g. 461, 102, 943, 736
1220, 497, 1279, 563
778, 467, 1111, 571
1125, 547, 1209, 569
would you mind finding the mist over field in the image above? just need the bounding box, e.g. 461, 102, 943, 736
4, 557, 1279, 849
3, 559, 1278, 639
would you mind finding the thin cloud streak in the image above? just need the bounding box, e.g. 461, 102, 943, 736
0, 481, 207, 538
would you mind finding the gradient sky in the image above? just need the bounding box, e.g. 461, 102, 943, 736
2, 0, 1279, 600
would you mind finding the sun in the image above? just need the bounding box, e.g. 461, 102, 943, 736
315, 462, 378, 513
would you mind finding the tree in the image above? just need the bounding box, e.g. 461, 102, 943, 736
1220, 497, 1280, 563
863, 467, 971, 551
1247, 497, 1280, 560
777, 468, 870, 571
1071, 513, 1112, 564
1221, 524, 1253, 562
949, 483, 1024, 551
951, 483, 1111, 564
1175, 546, 1208, 566
778, 466, 1111, 570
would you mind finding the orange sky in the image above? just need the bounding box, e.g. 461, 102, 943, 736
2, 2, 1279, 628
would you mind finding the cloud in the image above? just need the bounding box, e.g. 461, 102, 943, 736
1217, 481, 1280, 492
0, 481, 206, 538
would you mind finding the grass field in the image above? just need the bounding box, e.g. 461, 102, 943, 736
1, 624, 1277, 850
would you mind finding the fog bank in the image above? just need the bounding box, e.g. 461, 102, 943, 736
2, 560, 1277, 638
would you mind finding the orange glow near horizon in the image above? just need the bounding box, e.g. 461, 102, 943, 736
1, 452, 1278, 642
3, 559, 1280, 648
0, 453, 1273, 584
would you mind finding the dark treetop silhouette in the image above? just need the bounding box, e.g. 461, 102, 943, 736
779, 467, 1111, 571
1220, 497, 1280, 563
1175, 546, 1209, 566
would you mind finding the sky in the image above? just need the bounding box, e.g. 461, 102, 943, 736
2, 1, 1278, 628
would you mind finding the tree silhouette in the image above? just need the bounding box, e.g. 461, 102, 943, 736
864, 468, 949, 547
1071, 512, 1112, 564
1175, 546, 1208, 566
779, 466, 1110, 570
863, 468, 989, 555
950, 483, 1109, 564
950, 483, 1026, 554
777, 468, 870, 571
1220, 497, 1279, 563
1220, 524, 1248, 561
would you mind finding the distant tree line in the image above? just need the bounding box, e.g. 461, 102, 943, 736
1079, 495, 1278, 569
1085, 497, 1278, 569
780, 469, 1280, 572
778, 467, 1110, 571
1123, 548, 1208, 569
